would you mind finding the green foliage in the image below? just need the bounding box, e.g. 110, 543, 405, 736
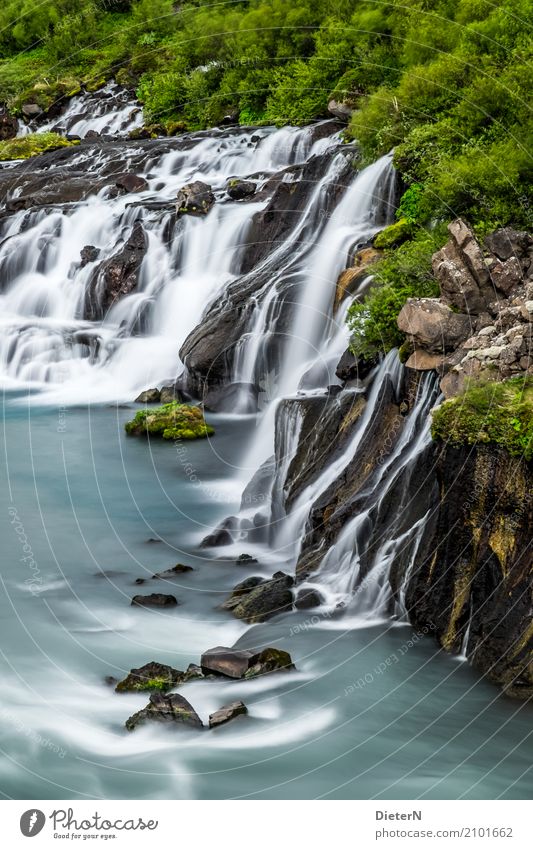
124, 401, 214, 440
373, 218, 413, 249
0, 132, 78, 161
431, 377, 533, 460
347, 230, 443, 358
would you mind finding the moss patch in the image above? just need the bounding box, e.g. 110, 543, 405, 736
0, 132, 79, 161
431, 377, 533, 461
125, 401, 214, 440
373, 218, 413, 250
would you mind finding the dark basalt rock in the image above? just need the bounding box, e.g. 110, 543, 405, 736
152, 564, 194, 579
226, 179, 256, 200
221, 576, 266, 610
202, 382, 258, 413
201, 645, 295, 679
85, 221, 148, 320
80, 245, 100, 266
244, 647, 295, 678
135, 388, 160, 404
115, 173, 149, 194
231, 571, 294, 623
200, 516, 238, 547
126, 692, 203, 731
176, 180, 215, 215
0, 109, 18, 141
294, 588, 324, 610
115, 661, 184, 693
159, 384, 184, 404
131, 593, 179, 607
335, 349, 378, 383
235, 553, 260, 566
209, 700, 248, 728
404, 444, 533, 699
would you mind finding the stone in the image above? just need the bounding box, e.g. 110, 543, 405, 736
244, 647, 295, 678
397, 299, 472, 352
80, 245, 100, 267
209, 700, 248, 728
448, 218, 490, 286
131, 593, 179, 607
159, 384, 184, 404
327, 99, 354, 121
21, 103, 43, 118
152, 564, 194, 579
176, 180, 215, 215
115, 173, 149, 194
226, 179, 256, 200
221, 577, 266, 610
485, 228, 532, 261
0, 110, 18, 140
294, 588, 324, 609
235, 553, 259, 566
200, 646, 255, 679
231, 571, 294, 623
203, 382, 258, 413
490, 257, 523, 295
126, 692, 203, 731
135, 388, 161, 404
405, 349, 445, 371
85, 221, 148, 320
334, 247, 380, 311
115, 661, 184, 692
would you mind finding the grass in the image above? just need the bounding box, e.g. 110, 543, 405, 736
0, 132, 79, 161
124, 401, 214, 440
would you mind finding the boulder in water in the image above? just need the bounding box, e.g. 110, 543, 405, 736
21, 103, 43, 119
152, 564, 194, 579
221, 576, 265, 610
159, 384, 184, 404
115, 661, 184, 693
126, 692, 203, 731
131, 593, 179, 607
80, 245, 100, 267
209, 700, 248, 728
231, 571, 294, 623
244, 647, 295, 678
125, 401, 214, 440
85, 221, 148, 320
294, 588, 324, 610
201, 645, 295, 679
115, 173, 149, 194
200, 517, 237, 547
226, 179, 256, 200
176, 181, 215, 215
135, 388, 161, 404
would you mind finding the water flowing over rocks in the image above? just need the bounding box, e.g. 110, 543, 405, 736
85, 221, 148, 320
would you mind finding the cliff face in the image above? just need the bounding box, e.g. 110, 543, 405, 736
404, 445, 533, 699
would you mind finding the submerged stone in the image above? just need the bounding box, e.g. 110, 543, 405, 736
131, 593, 179, 607
209, 700, 248, 728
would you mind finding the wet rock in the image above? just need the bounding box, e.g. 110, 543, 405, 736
294, 588, 324, 610
0, 109, 18, 140
152, 564, 194, 579
226, 179, 256, 200
21, 103, 43, 119
209, 700, 248, 728
115, 661, 184, 693
115, 173, 149, 194
235, 553, 259, 566
104, 675, 118, 687
85, 221, 148, 320
334, 247, 381, 312
398, 299, 472, 352
200, 517, 237, 547
126, 692, 203, 731
335, 348, 377, 382
176, 180, 215, 215
183, 663, 205, 682
159, 384, 184, 404
135, 388, 161, 404
203, 382, 258, 413
80, 245, 100, 266
134, 578, 146, 585
244, 647, 295, 678
221, 576, 266, 610
131, 593, 179, 607
405, 349, 446, 371
232, 571, 294, 623
201, 646, 255, 679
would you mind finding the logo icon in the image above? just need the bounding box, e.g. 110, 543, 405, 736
20, 810, 46, 837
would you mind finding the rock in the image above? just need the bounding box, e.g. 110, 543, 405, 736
232, 571, 294, 623
334, 247, 380, 311
21, 103, 43, 119
294, 588, 324, 609
490, 257, 523, 295
176, 181, 215, 215
221, 576, 265, 610
126, 692, 203, 731
104, 675, 118, 687
159, 384, 184, 404
115, 173, 149, 194
226, 179, 256, 200
202, 382, 258, 413
235, 553, 259, 566
244, 647, 295, 678
85, 221, 148, 320
85, 129, 101, 139
485, 228, 532, 262
0, 110, 18, 140
200, 517, 237, 547
135, 388, 161, 404
200, 644, 295, 679
405, 349, 445, 371
201, 646, 255, 679
134, 578, 146, 585
80, 245, 100, 267
397, 299, 472, 352
183, 663, 205, 682
448, 218, 490, 286
131, 593, 179, 607
335, 348, 377, 382
327, 99, 353, 121
209, 700, 248, 728
152, 564, 194, 578
115, 661, 184, 692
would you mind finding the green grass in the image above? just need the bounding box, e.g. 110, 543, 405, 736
0, 132, 79, 161
431, 377, 533, 460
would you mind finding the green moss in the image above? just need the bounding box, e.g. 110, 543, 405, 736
431, 377, 533, 461
0, 133, 79, 161
125, 401, 214, 441
373, 218, 413, 250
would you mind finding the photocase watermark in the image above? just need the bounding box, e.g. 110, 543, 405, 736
8, 505, 42, 596
343, 623, 436, 695
0, 708, 67, 759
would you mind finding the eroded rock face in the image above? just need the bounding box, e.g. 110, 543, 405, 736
85, 221, 148, 320
399, 221, 533, 396
403, 445, 533, 699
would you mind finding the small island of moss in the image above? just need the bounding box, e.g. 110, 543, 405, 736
125, 401, 214, 441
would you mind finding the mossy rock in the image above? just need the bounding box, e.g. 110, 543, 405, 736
0, 133, 79, 161
373, 218, 413, 250
124, 401, 214, 440
431, 376, 533, 460
115, 661, 184, 693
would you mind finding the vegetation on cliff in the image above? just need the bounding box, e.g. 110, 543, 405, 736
125, 401, 214, 440
431, 377, 533, 460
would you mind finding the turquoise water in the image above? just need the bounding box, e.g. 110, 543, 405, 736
1, 399, 532, 800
